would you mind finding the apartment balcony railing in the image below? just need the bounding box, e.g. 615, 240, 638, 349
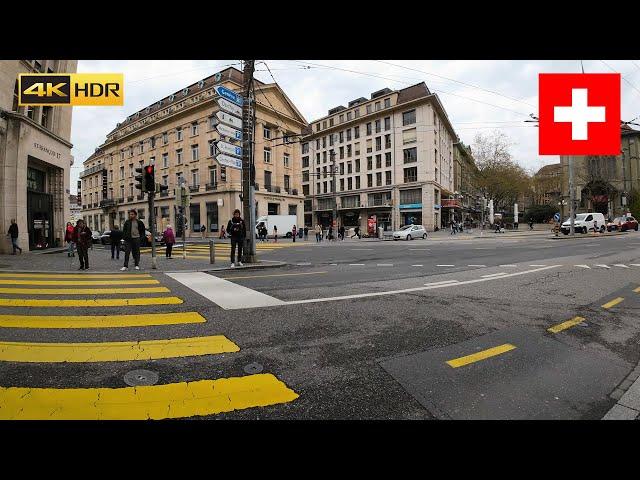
160, 191, 169, 198
127, 196, 134, 202
284, 187, 290, 194
79, 163, 106, 179
265, 185, 273, 192
117, 197, 124, 203
205, 183, 217, 191
100, 199, 115, 208
274, 186, 281, 193
189, 185, 200, 193
292, 188, 298, 195
137, 194, 145, 200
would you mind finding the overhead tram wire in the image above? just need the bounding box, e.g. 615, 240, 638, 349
599, 60, 640, 96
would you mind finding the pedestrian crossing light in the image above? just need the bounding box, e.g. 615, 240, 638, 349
135, 167, 146, 192
144, 165, 155, 192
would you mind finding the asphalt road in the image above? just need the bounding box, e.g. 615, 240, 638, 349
1, 232, 640, 419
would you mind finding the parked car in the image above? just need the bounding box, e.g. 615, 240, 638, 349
91, 230, 101, 243
560, 212, 605, 234
100, 229, 152, 246
393, 224, 427, 240
100, 230, 113, 244
613, 215, 639, 232
605, 220, 619, 232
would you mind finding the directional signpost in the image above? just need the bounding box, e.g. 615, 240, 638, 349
215, 123, 242, 142
216, 110, 243, 129
216, 140, 242, 157
214, 85, 243, 106
215, 153, 242, 170
217, 97, 242, 117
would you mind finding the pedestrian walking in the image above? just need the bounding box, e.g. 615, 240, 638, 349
328, 225, 334, 241
163, 225, 176, 258
351, 226, 360, 239
200, 224, 206, 239
109, 225, 123, 260
73, 219, 92, 270
227, 209, 246, 268
450, 220, 456, 235
273, 225, 278, 243
528, 219, 534, 230
292, 225, 297, 243
219, 225, 226, 239
121, 209, 145, 271
315, 224, 321, 242
65, 222, 75, 257
304, 226, 309, 241
6, 219, 22, 255
339, 225, 345, 241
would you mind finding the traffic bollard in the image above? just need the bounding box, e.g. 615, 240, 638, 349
209, 239, 215, 264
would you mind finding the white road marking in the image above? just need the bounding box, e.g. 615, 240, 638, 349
349, 264, 365, 266
283, 265, 560, 306
351, 249, 373, 251
474, 248, 494, 250
411, 264, 423, 267
436, 265, 455, 267
482, 272, 508, 278
409, 249, 430, 251
499, 264, 518, 267
595, 264, 611, 269
614, 264, 630, 268
330, 263, 338, 266
424, 280, 459, 286
630, 264, 640, 267
377, 264, 394, 267
529, 264, 547, 267
575, 265, 591, 268
296, 263, 311, 266
468, 264, 487, 267
166, 272, 286, 310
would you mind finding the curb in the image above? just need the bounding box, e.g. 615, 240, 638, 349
603, 364, 640, 420
548, 232, 628, 240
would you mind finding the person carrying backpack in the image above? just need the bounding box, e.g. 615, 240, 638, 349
226, 209, 246, 268
73, 219, 92, 270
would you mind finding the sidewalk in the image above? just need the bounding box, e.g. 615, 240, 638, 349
603, 361, 640, 420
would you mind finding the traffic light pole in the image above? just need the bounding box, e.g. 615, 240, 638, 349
242, 59, 256, 263
179, 177, 186, 260
148, 190, 157, 269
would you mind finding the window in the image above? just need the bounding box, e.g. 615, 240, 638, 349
120, 185, 125, 198
400, 189, 421, 205
129, 184, 134, 196
339, 163, 344, 175
355, 108, 360, 118
150, 137, 156, 149
162, 153, 168, 168
404, 167, 418, 183
367, 174, 373, 188
302, 156, 309, 168
385, 152, 392, 167
348, 177, 353, 190
303, 184, 309, 196
263, 127, 271, 139
316, 182, 320, 193
339, 114, 344, 123
26, 106, 34, 119
176, 149, 183, 164
176, 172, 183, 185
384, 117, 391, 131
340, 178, 344, 191
329, 118, 334, 127
316, 139, 321, 150
264, 171, 272, 188
129, 147, 134, 157
376, 137, 382, 151
120, 166, 124, 179
323, 166, 327, 178
323, 181, 328, 193
302, 143, 309, 154
376, 155, 382, 169
375, 101, 381, 111
367, 157, 373, 170
386, 171, 392, 185
347, 144, 352, 158
366, 123, 372, 136
366, 139, 372, 153
41, 106, 52, 128
375, 120, 381, 133
346, 129, 352, 141
403, 109, 416, 126
323, 121, 327, 129
191, 144, 199, 161
339, 131, 344, 143
355, 143, 360, 155
376, 172, 382, 186
209, 166, 217, 187
435, 167, 439, 182
121, 151, 125, 160
208, 140, 215, 157
354, 126, 360, 139
264, 148, 271, 163
355, 159, 360, 172
316, 123, 321, 132
190, 204, 201, 231
191, 122, 198, 136
322, 136, 327, 148
385, 134, 391, 149
323, 151, 327, 163
339, 147, 344, 159
192, 169, 199, 187
347, 112, 352, 121
162, 175, 168, 186
384, 98, 391, 108
404, 147, 417, 164
347, 162, 353, 174
403, 128, 417, 144
316, 153, 321, 164
176, 127, 183, 141
163, 132, 168, 144
366, 104, 372, 114
283, 153, 290, 168
302, 171, 309, 182
139, 141, 144, 154
355, 176, 360, 189
209, 116, 216, 129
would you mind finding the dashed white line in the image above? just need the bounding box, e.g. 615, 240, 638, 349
482, 272, 508, 278
411, 264, 423, 267
436, 264, 455, 267
575, 265, 591, 269
499, 264, 517, 267
409, 249, 430, 251
351, 249, 373, 251
468, 264, 487, 267
349, 264, 365, 266
614, 264, 630, 268
529, 264, 547, 267
377, 264, 394, 267
424, 280, 459, 286
631, 264, 640, 267
595, 264, 611, 269
296, 263, 311, 266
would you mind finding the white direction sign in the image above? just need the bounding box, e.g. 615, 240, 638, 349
216, 153, 242, 170
215, 123, 242, 141
216, 111, 242, 129
216, 97, 242, 116
216, 140, 242, 157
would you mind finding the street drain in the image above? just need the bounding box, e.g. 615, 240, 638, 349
243, 362, 263, 374
124, 369, 159, 386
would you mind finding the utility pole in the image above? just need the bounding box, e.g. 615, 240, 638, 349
330, 150, 337, 238
179, 177, 187, 259
148, 189, 157, 269
242, 59, 256, 263
569, 156, 575, 236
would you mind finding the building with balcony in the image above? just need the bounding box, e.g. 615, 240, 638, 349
80, 67, 307, 235
301, 82, 457, 233
0, 60, 77, 252
450, 141, 481, 223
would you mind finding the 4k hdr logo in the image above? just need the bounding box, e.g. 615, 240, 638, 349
539, 73, 621, 155
18, 73, 124, 106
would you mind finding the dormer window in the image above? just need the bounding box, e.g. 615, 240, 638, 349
182, 88, 189, 96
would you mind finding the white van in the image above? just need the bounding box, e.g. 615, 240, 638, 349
561, 212, 606, 234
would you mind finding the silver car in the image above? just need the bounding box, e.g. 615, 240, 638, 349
393, 224, 427, 240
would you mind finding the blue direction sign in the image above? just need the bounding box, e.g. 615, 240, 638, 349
554, 212, 561, 222
215, 140, 242, 157
214, 85, 243, 106
215, 123, 242, 141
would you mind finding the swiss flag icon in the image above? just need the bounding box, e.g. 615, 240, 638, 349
539, 73, 620, 155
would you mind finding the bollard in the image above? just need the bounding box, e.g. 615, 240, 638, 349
209, 239, 215, 264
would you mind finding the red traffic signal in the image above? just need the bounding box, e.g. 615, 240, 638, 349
144, 165, 155, 192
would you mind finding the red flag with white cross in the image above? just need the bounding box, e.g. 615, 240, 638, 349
538, 73, 621, 155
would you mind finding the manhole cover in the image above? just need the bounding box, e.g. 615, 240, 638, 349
243, 362, 263, 374
124, 369, 159, 386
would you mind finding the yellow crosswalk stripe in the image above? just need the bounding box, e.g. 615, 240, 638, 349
0, 335, 239, 363
0, 273, 152, 279
602, 297, 624, 309
547, 316, 586, 333
0, 374, 299, 419
0, 287, 170, 295
0, 279, 159, 286
0, 312, 206, 328
0, 297, 183, 307
446, 344, 516, 368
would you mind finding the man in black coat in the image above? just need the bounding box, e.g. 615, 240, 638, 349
109, 225, 123, 260
226, 209, 246, 268
7, 219, 22, 254
120, 209, 146, 270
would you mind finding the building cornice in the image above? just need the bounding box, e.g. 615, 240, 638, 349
2, 110, 73, 149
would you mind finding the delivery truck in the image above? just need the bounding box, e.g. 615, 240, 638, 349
255, 215, 297, 238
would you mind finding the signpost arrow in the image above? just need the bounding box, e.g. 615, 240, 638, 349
215, 123, 242, 141
214, 85, 243, 106
215, 140, 242, 157
216, 111, 243, 129
216, 153, 243, 170
216, 97, 242, 117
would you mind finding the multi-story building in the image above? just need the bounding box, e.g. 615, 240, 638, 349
560, 125, 640, 218
532, 163, 562, 205
80, 67, 307, 236
301, 82, 457, 233
69, 194, 82, 224
447, 141, 480, 223
0, 60, 77, 252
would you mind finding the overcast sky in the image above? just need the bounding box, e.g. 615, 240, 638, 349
70, 59, 640, 194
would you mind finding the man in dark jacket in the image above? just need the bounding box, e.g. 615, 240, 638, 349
109, 225, 123, 260
120, 209, 146, 271
7, 219, 22, 254
226, 209, 246, 268
73, 219, 92, 270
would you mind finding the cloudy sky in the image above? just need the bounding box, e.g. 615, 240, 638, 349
70, 59, 640, 194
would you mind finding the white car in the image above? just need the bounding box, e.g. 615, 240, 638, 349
561, 212, 606, 234
393, 224, 427, 240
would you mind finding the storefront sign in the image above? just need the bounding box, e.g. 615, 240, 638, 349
434, 204, 441, 209
399, 203, 422, 209
33, 142, 61, 159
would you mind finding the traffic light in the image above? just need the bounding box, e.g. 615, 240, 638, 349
144, 165, 155, 192
135, 167, 146, 192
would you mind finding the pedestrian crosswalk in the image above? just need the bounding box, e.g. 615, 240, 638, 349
0, 271, 298, 419
139, 241, 306, 260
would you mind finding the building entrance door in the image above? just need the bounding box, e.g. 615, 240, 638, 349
27, 191, 54, 249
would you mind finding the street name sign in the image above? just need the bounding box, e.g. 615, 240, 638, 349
214, 85, 243, 106
216, 97, 242, 116
216, 153, 242, 170
215, 123, 242, 141
216, 111, 243, 129
216, 140, 242, 157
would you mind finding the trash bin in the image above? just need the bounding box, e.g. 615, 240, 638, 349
378, 227, 384, 239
